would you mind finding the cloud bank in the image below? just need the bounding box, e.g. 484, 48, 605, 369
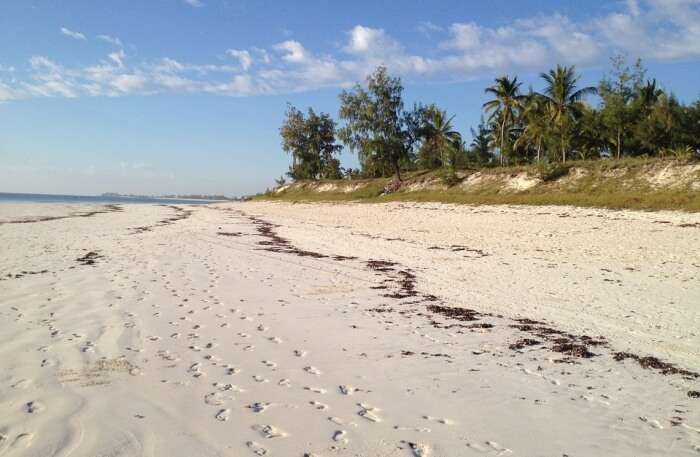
1, 0, 698, 101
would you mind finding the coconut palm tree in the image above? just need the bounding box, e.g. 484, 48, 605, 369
637, 79, 662, 111
483, 75, 526, 165
538, 65, 597, 162
422, 107, 462, 168
515, 91, 549, 162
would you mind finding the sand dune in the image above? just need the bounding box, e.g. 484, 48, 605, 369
0, 201, 698, 456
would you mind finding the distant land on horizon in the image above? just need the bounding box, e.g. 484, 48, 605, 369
101, 192, 235, 201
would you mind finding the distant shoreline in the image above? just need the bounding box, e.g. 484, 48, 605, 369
0, 192, 221, 205
101, 192, 234, 201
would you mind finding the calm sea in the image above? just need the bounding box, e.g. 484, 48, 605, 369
0, 192, 220, 205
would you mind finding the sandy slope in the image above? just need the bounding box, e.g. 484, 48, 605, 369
0, 201, 698, 457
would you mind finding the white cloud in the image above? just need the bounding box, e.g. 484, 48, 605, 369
183, 0, 204, 7
205, 74, 258, 96
445, 23, 482, 50
1, 1, 699, 100
0, 82, 17, 101
627, 0, 642, 16
111, 73, 146, 93
274, 40, 308, 63
345, 25, 399, 55
108, 50, 126, 68
417, 21, 443, 37
61, 27, 86, 40
97, 34, 122, 47
226, 49, 253, 70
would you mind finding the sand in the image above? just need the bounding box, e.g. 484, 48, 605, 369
0, 200, 698, 456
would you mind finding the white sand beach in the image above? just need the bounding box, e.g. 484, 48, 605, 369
1, 201, 699, 456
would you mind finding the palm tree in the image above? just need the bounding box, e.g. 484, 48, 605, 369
483, 76, 526, 165
469, 118, 493, 165
637, 79, 662, 111
422, 107, 462, 168
538, 65, 596, 162
515, 91, 549, 162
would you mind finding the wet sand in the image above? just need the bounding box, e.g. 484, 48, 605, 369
0, 201, 698, 456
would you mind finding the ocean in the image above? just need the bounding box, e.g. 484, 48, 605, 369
0, 192, 220, 205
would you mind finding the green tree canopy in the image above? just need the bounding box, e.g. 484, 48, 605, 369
538, 65, 597, 162
418, 104, 462, 169
483, 75, 526, 165
338, 66, 422, 179
280, 105, 342, 180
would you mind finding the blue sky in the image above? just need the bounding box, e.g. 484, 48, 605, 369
1, 0, 699, 196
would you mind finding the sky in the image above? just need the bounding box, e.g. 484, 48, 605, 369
1, 0, 699, 197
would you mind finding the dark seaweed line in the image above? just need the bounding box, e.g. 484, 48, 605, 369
130, 205, 194, 234
0, 269, 50, 281
0, 204, 123, 226
241, 211, 700, 393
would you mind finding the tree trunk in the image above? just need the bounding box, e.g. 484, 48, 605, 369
616, 129, 622, 159
536, 142, 541, 162
500, 116, 507, 166
561, 137, 566, 163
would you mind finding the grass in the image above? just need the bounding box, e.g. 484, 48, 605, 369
258, 158, 700, 212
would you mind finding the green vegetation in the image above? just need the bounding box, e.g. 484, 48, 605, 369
259, 158, 700, 212
280, 105, 343, 180
273, 56, 699, 211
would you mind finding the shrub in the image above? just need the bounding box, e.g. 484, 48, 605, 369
440, 169, 462, 187
537, 162, 571, 182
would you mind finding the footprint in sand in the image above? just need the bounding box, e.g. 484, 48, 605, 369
332, 430, 348, 444
204, 392, 227, 406
304, 366, 322, 376
267, 337, 282, 344
466, 441, 512, 454
293, 350, 308, 358
407, 442, 431, 457
310, 401, 328, 411
262, 360, 277, 369
247, 402, 273, 413
188, 363, 206, 378
339, 385, 358, 395
252, 424, 288, 439
252, 375, 269, 383
10, 433, 34, 449
278, 378, 291, 387
25, 401, 45, 414
204, 354, 221, 363
394, 425, 431, 432
422, 415, 453, 425
639, 416, 664, 429
304, 387, 327, 394
215, 409, 230, 421
257, 325, 268, 332
328, 416, 356, 426
11, 379, 32, 390
214, 382, 245, 393
357, 403, 382, 422
246, 441, 268, 455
